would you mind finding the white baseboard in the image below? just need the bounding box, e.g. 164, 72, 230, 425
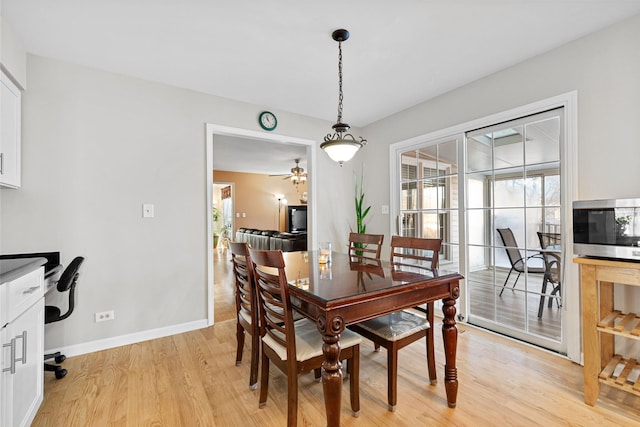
44, 319, 209, 358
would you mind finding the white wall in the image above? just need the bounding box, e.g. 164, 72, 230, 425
0, 54, 357, 353
0, 15, 27, 88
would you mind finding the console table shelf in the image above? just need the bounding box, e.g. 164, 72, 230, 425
574, 256, 640, 406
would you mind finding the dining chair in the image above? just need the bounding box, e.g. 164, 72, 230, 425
348, 235, 441, 411
230, 241, 260, 390
249, 248, 362, 427
348, 232, 384, 264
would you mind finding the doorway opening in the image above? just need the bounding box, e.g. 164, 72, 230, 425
205, 124, 317, 325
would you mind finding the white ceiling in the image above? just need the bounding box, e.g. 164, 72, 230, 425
4, 1, 640, 174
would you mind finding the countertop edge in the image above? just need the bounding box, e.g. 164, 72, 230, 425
0, 257, 47, 284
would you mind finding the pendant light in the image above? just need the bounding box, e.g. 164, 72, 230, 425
320, 29, 366, 166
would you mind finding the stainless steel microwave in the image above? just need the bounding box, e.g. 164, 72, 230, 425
573, 198, 640, 260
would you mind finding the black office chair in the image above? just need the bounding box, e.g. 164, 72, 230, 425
44, 256, 85, 379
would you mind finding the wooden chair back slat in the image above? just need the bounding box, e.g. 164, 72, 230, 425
390, 236, 441, 269
230, 242, 256, 324
249, 248, 295, 356
349, 232, 384, 262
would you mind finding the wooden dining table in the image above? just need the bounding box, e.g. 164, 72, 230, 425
282, 250, 464, 427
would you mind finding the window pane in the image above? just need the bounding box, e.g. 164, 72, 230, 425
441, 243, 459, 266
493, 125, 524, 169
494, 169, 525, 208
401, 212, 417, 237
443, 176, 459, 209
525, 208, 544, 249
467, 172, 489, 209
422, 178, 442, 209
525, 117, 560, 164
524, 175, 543, 207
418, 145, 437, 170
468, 245, 489, 271
401, 182, 418, 210
422, 211, 439, 238
467, 135, 492, 172
439, 139, 458, 175
544, 171, 561, 206
494, 208, 525, 257
401, 150, 418, 180
468, 209, 490, 246
543, 207, 561, 233
469, 281, 496, 322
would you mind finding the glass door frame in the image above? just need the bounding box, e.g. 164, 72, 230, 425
389, 92, 580, 362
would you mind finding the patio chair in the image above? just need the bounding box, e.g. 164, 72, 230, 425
497, 228, 560, 318
496, 228, 547, 296
537, 231, 562, 317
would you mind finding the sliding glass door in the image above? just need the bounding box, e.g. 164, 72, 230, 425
466, 109, 564, 351
395, 107, 566, 353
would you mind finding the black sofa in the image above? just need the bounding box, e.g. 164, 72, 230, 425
235, 228, 307, 252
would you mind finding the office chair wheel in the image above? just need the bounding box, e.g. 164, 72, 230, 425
54, 354, 67, 363
54, 367, 68, 379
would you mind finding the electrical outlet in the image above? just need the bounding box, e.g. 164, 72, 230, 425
95, 310, 115, 322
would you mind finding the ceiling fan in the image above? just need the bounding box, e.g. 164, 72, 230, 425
270, 159, 307, 188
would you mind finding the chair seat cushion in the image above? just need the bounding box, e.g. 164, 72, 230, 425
263, 318, 362, 362
356, 311, 430, 341
238, 309, 253, 325
45, 305, 62, 323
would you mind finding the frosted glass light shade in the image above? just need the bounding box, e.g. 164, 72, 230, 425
320, 139, 363, 165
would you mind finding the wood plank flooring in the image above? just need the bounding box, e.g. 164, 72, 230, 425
32, 250, 640, 426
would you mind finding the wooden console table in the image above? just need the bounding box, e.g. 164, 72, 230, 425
574, 257, 640, 405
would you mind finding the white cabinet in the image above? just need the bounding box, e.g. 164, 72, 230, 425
0, 70, 22, 188
1, 268, 44, 427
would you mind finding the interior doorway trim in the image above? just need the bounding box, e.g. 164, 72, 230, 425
205, 123, 317, 325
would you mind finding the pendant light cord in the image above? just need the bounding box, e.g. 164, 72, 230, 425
337, 40, 344, 125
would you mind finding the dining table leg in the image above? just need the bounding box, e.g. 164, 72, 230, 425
318, 315, 343, 427
442, 296, 459, 408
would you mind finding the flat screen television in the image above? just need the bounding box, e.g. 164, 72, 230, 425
287, 205, 307, 233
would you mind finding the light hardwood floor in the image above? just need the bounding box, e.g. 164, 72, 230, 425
32, 250, 640, 426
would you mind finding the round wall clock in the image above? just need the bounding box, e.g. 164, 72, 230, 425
259, 111, 277, 131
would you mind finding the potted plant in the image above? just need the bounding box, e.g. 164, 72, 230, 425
353, 166, 371, 256
212, 207, 221, 248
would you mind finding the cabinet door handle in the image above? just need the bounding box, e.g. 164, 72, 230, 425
23, 285, 41, 295
2, 338, 17, 374
15, 330, 27, 365
0, 152, 3, 174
